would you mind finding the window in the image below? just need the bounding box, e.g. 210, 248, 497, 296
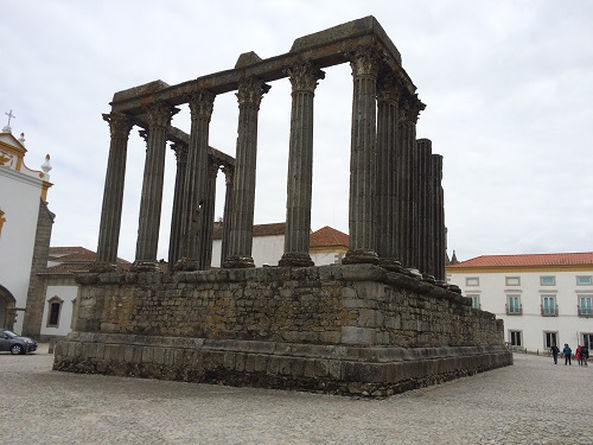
541, 295, 557, 316
507, 295, 522, 315
544, 331, 558, 349
540, 276, 556, 286
582, 333, 593, 350
467, 294, 480, 309
578, 296, 593, 317
576, 276, 593, 286
46, 296, 63, 327
509, 330, 522, 346
465, 277, 479, 287
505, 276, 520, 286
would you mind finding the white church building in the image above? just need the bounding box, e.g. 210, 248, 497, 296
0, 116, 53, 336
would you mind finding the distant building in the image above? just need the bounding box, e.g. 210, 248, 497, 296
35, 246, 129, 340
0, 123, 53, 335
211, 223, 349, 267
447, 252, 593, 352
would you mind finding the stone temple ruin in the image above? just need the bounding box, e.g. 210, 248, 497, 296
54, 17, 512, 397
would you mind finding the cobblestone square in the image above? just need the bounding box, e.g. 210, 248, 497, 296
1, 348, 591, 444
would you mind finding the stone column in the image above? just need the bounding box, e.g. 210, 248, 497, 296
167, 142, 188, 269
375, 73, 401, 265
279, 63, 325, 267
416, 138, 432, 277
395, 95, 424, 269
432, 154, 445, 281
223, 78, 270, 268
134, 102, 177, 269
343, 48, 380, 265
96, 112, 133, 268
220, 166, 234, 267
198, 162, 218, 269
176, 91, 215, 271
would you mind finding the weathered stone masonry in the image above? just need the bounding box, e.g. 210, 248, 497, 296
55, 16, 512, 396
56, 265, 509, 396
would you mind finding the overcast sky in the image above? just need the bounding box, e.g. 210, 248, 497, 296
2, 1, 592, 263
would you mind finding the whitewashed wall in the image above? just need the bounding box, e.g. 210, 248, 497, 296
40, 284, 78, 337
448, 270, 593, 352
0, 167, 42, 334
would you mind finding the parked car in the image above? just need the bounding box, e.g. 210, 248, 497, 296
0, 329, 37, 355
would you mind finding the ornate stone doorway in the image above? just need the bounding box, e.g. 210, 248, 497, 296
0, 285, 16, 330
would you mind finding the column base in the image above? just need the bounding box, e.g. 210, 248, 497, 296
173, 257, 199, 272
89, 262, 118, 273
378, 258, 406, 273
278, 252, 314, 267
421, 273, 436, 284
222, 256, 255, 269
131, 261, 161, 272
342, 249, 379, 265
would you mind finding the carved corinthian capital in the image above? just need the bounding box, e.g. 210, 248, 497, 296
401, 94, 426, 124
103, 112, 133, 138
187, 90, 216, 121
349, 47, 381, 78
146, 102, 178, 129
171, 142, 187, 164
236, 78, 271, 109
285, 63, 325, 93
377, 73, 402, 103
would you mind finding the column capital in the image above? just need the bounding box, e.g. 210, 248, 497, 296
171, 142, 187, 164
221, 165, 234, 184
400, 94, 426, 124
377, 73, 402, 103
208, 162, 219, 179
145, 102, 178, 130
187, 90, 216, 121
285, 62, 325, 93
102, 112, 133, 137
236, 78, 271, 109
349, 47, 381, 78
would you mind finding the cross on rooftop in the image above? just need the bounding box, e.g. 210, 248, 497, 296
5, 109, 15, 126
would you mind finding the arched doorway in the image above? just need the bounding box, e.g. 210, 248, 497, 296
0, 285, 16, 330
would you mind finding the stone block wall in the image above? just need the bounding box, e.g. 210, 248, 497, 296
55, 264, 511, 396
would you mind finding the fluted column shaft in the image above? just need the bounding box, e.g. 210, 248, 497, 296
279, 63, 324, 267
343, 49, 380, 264
432, 154, 445, 280
223, 79, 270, 268
376, 75, 400, 261
198, 163, 218, 269
395, 96, 423, 269
134, 103, 176, 267
177, 91, 215, 270
96, 112, 133, 266
168, 142, 188, 268
220, 167, 234, 267
416, 138, 432, 275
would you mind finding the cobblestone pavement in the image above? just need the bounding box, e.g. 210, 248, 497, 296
1, 348, 592, 444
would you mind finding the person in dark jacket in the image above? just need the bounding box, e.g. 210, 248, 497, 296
550, 344, 560, 364
562, 344, 572, 365
582, 345, 589, 367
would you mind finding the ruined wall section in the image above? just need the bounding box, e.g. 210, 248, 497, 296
73, 265, 504, 349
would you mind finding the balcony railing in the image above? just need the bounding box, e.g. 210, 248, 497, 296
578, 306, 593, 317
506, 303, 523, 315
541, 304, 559, 317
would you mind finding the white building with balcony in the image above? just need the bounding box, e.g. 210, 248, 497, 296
447, 252, 593, 353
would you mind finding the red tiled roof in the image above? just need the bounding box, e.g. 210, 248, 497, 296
213, 222, 286, 240
449, 252, 593, 268
310, 226, 349, 248
44, 246, 130, 274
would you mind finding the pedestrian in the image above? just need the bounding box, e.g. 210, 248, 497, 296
562, 343, 572, 365
582, 344, 589, 367
550, 344, 560, 364
575, 345, 583, 366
